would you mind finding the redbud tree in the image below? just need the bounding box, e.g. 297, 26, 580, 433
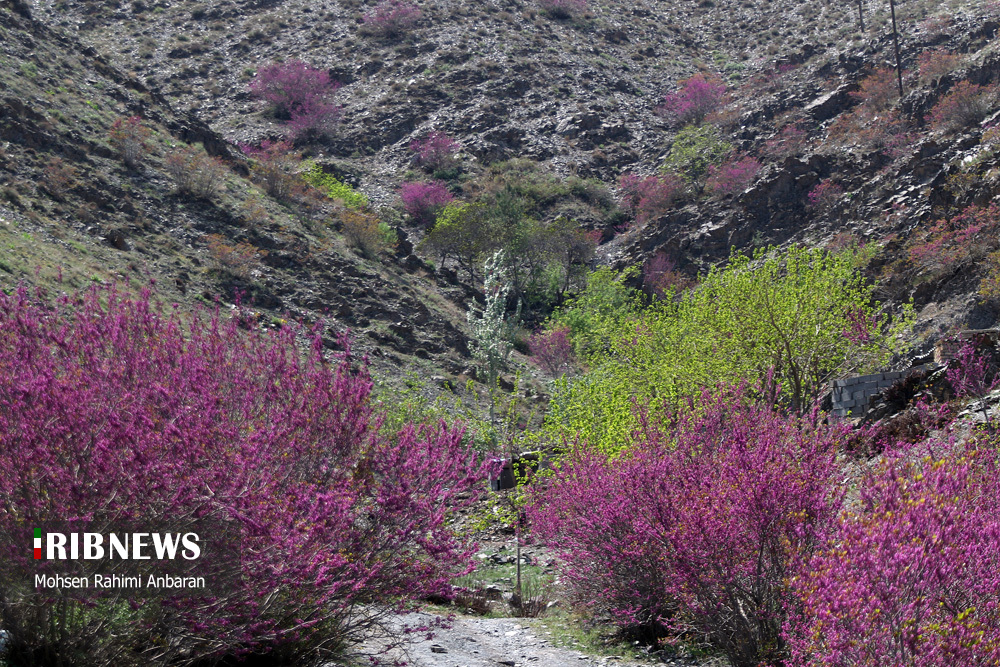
0, 286, 487, 666
250, 60, 342, 139
529, 385, 847, 667
787, 439, 1000, 667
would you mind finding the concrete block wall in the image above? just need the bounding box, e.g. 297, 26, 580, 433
831, 366, 931, 418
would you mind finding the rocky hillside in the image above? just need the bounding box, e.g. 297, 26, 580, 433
4, 0, 1000, 387
0, 0, 501, 404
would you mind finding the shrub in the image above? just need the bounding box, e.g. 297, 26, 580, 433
530, 385, 846, 667
657, 73, 727, 127
927, 81, 997, 132
165, 145, 227, 199
663, 124, 732, 185
537, 0, 586, 19
643, 252, 694, 298
240, 140, 298, 200
0, 287, 485, 665
908, 204, 1000, 274
249, 60, 342, 138
400, 180, 454, 227
788, 441, 1000, 667
302, 163, 368, 208
341, 209, 396, 257
108, 116, 151, 168
528, 326, 576, 376
826, 108, 914, 158
361, 0, 421, 38
618, 172, 685, 224
409, 131, 461, 173
807, 179, 845, 212
762, 124, 808, 160
850, 68, 901, 111
42, 157, 79, 200
705, 154, 761, 196
916, 48, 963, 85
206, 233, 267, 280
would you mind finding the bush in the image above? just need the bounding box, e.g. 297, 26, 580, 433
618, 172, 685, 224
0, 287, 485, 665
850, 68, 901, 111
662, 124, 731, 185
108, 116, 151, 168
537, 0, 586, 19
788, 441, 1000, 667
916, 48, 963, 85
409, 131, 461, 174
249, 60, 342, 138
657, 73, 727, 127
643, 252, 694, 298
400, 180, 454, 227
705, 154, 761, 196
206, 233, 267, 280
927, 81, 997, 133
165, 145, 227, 199
240, 140, 298, 200
361, 0, 421, 38
302, 163, 368, 208
807, 179, 845, 212
907, 204, 1000, 274
528, 326, 576, 376
341, 209, 397, 257
530, 385, 845, 667
762, 124, 808, 160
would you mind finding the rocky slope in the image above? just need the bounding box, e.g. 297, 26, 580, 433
4, 0, 1000, 389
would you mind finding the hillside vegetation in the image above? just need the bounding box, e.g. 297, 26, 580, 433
3, 0, 1000, 663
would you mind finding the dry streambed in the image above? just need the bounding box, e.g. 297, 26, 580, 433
356, 611, 716, 667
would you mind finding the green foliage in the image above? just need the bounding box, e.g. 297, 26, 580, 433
663, 124, 732, 184
302, 162, 368, 208
542, 245, 913, 454
548, 266, 642, 357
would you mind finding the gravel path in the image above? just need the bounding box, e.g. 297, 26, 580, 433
357, 611, 712, 667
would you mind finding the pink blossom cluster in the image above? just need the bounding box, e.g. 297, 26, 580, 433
705, 154, 761, 196
249, 60, 342, 139
409, 131, 461, 172
528, 385, 845, 667
0, 286, 486, 662
657, 74, 727, 127
618, 172, 685, 224
400, 180, 454, 226
528, 326, 576, 376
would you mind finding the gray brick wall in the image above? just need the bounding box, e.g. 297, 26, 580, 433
831, 366, 931, 417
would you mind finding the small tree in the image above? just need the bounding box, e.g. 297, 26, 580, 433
657, 73, 727, 127
108, 116, 151, 168
361, 0, 421, 38
249, 60, 342, 138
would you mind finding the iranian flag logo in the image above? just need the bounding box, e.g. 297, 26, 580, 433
34, 528, 41, 559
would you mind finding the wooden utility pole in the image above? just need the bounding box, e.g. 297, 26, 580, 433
889, 0, 904, 98
857, 0, 865, 32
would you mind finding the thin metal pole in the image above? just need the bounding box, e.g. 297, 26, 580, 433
858, 0, 865, 32
889, 0, 904, 98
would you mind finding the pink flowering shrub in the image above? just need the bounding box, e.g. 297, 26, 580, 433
538, 0, 587, 19
705, 154, 761, 196
400, 180, 454, 226
850, 68, 901, 111
657, 73, 727, 127
927, 81, 997, 132
807, 179, 845, 212
409, 131, 461, 173
618, 172, 685, 224
0, 287, 486, 664
643, 252, 694, 298
529, 326, 576, 376
240, 140, 299, 199
908, 204, 1000, 274
916, 48, 963, 85
788, 440, 1000, 667
250, 60, 342, 138
362, 0, 421, 38
762, 124, 808, 160
529, 385, 845, 667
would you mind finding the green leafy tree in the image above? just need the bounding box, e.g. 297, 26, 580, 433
543, 245, 913, 453
663, 124, 732, 187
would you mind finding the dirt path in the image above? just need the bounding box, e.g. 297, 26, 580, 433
357, 611, 712, 667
